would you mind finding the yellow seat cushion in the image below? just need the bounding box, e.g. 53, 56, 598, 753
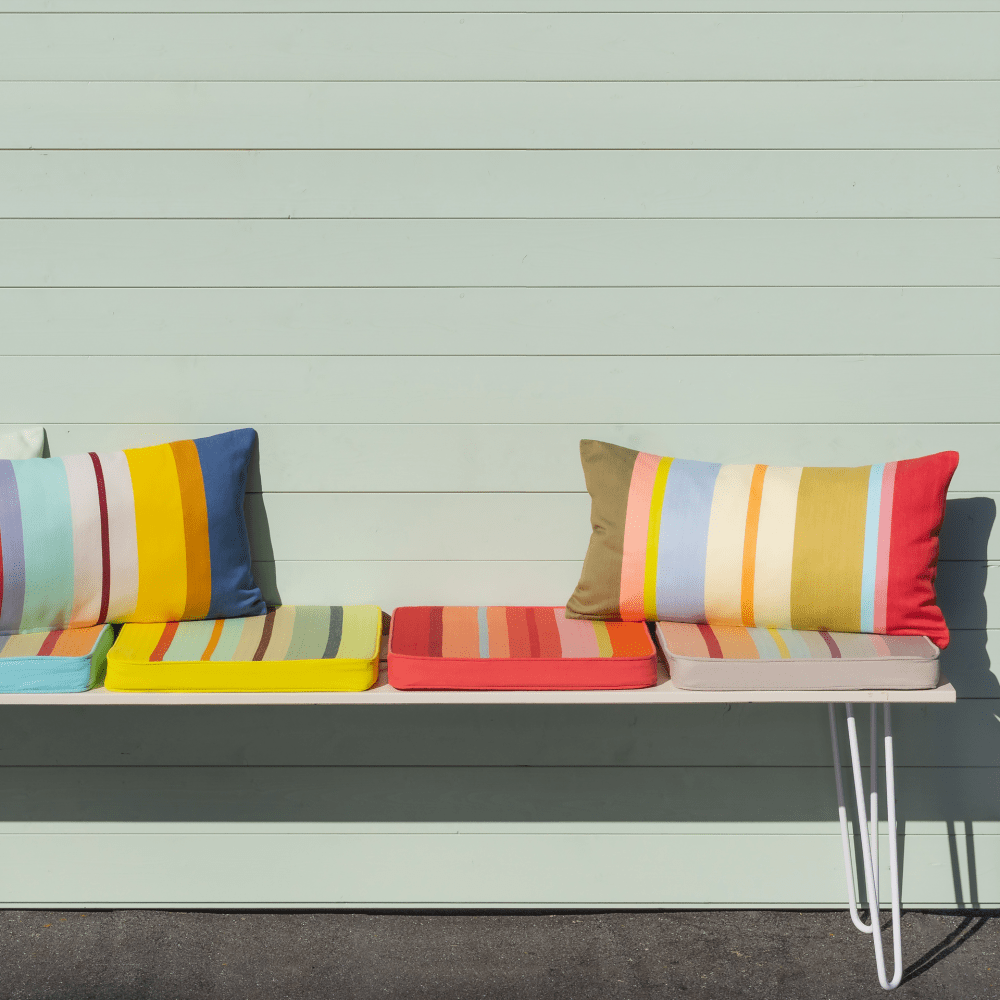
105, 605, 381, 692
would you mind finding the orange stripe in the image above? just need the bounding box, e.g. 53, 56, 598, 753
486, 606, 509, 658
201, 618, 225, 661
740, 464, 768, 626
605, 621, 652, 657
50, 626, 104, 657
442, 606, 480, 658
169, 440, 213, 620
711, 624, 760, 660
149, 621, 179, 662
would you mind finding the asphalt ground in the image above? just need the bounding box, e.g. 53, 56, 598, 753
1, 909, 997, 1000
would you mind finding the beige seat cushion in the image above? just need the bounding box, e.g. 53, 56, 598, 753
656, 621, 939, 691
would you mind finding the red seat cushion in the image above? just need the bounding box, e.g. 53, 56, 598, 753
388, 606, 657, 691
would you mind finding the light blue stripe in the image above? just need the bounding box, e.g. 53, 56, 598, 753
859, 464, 883, 633
13, 458, 75, 631
477, 606, 489, 659
779, 629, 813, 659
655, 458, 721, 622
0, 460, 26, 634
748, 627, 781, 660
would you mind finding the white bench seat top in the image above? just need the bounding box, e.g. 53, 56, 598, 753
0, 661, 956, 705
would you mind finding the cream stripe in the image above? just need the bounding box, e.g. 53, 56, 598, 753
751, 465, 803, 629
0, 632, 47, 657
62, 453, 103, 627
262, 605, 297, 660
702, 464, 755, 625
97, 450, 139, 621
231, 614, 265, 661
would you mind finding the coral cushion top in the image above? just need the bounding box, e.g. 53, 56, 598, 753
566, 440, 958, 648
388, 606, 657, 690
0, 427, 265, 634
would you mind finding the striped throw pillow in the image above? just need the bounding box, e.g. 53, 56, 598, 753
0, 428, 265, 634
566, 440, 958, 648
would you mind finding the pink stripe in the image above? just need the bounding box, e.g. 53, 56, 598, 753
62, 453, 103, 627
553, 608, 600, 658
872, 634, 892, 656
619, 452, 660, 620
97, 450, 139, 621
873, 461, 897, 633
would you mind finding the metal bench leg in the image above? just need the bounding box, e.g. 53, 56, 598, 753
841, 702, 903, 991
828, 703, 873, 934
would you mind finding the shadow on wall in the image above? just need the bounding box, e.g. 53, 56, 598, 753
242, 435, 283, 606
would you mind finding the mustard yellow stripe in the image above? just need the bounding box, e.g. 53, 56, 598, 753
125, 444, 187, 621
789, 465, 869, 632
767, 626, 791, 659
592, 620, 613, 658
642, 457, 672, 619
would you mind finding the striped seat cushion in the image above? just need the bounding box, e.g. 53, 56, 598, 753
656, 621, 940, 691
388, 606, 657, 690
0, 624, 114, 693
105, 605, 382, 692
567, 439, 958, 648
0, 427, 265, 634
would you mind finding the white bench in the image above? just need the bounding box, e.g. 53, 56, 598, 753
2, 652, 956, 992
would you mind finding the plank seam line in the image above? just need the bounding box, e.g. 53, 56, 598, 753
4, 147, 998, 152
12, 353, 1000, 358
3, 9, 999, 13
4, 216, 999, 221
5, 78, 1000, 83
1, 764, 993, 769
4, 286, 1000, 291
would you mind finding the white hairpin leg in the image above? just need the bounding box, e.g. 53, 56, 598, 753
828, 704, 872, 934
829, 702, 903, 991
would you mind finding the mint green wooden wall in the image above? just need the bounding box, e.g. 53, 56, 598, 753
0, 1, 997, 909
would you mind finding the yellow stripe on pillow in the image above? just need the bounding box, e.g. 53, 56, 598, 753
125, 443, 188, 621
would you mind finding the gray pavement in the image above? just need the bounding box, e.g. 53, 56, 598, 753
1, 909, 997, 1000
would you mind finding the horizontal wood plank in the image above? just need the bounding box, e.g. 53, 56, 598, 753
3, 220, 998, 287
4, 13, 997, 81
243, 491, 997, 562
4, 2, 999, 15
3, 288, 998, 355
0, 767, 995, 824
248, 558, 994, 630
3, 82, 995, 149
1, 830, 994, 908
7, 151, 998, 218
0, 698, 994, 767
16, 422, 999, 494
3, 356, 998, 423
